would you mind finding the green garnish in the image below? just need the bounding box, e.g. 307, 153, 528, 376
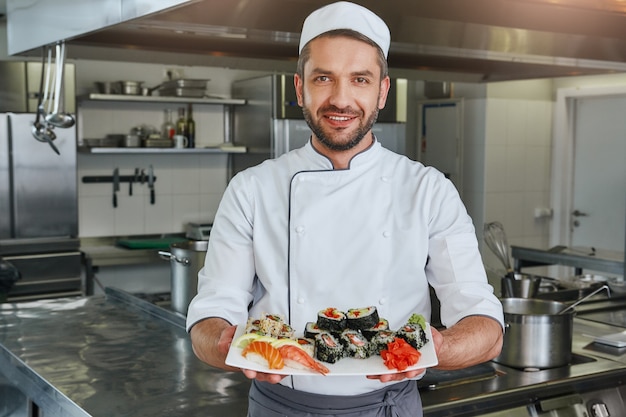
407, 313, 426, 329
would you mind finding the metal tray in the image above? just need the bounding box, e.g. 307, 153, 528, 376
161, 79, 209, 89
158, 87, 206, 98
144, 138, 173, 148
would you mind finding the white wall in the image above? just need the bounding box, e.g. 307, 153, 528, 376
450, 80, 554, 286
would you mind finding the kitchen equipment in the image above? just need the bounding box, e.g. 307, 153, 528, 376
556, 284, 609, 315
118, 81, 144, 95
31, 46, 59, 154
143, 138, 173, 148
185, 223, 213, 240
558, 273, 608, 290
231, 74, 407, 177
123, 134, 141, 147
501, 273, 542, 298
494, 298, 575, 369
94, 81, 118, 94
148, 165, 155, 204
173, 134, 188, 148
162, 79, 209, 89
117, 237, 187, 250
0, 116, 81, 301
159, 87, 206, 98
140, 83, 163, 96
158, 240, 208, 315
112, 168, 120, 208
158, 79, 209, 98
45, 42, 75, 129
484, 221, 513, 272
607, 276, 626, 295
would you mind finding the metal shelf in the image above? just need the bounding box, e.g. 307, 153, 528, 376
77, 145, 246, 155
512, 245, 625, 276
79, 93, 246, 106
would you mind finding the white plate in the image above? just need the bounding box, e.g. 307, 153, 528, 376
225, 323, 438, 376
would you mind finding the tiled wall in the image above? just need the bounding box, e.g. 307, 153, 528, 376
77, 153, 228, 237
482, 97, 554, 281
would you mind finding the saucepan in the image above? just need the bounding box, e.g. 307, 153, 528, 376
501, 273, 542, 298
158, 240, 208, 315
494, 285, 609, 369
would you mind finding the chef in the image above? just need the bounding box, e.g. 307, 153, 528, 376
187, 2, 504, 416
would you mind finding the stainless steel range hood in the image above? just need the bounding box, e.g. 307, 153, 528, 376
7, 0, 626, 82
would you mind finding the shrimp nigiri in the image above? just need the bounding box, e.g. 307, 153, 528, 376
242, 340, 285, 370
278, 345, 330, 375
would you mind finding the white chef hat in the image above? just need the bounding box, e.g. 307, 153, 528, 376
298, 1, 391, 58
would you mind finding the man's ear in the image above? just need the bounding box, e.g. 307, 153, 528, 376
294, 74, 304, 107
378, 76, 391, 110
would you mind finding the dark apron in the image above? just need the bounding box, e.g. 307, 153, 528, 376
248, 380, 423, 417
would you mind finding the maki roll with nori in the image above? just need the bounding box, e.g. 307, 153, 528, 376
304, 322, 323, 339
361, 318, 390, 340
297, 338, 315, 357
346, 306, 379, 330
370, 330, 397, 355
397, 323, 429, 349
340, 329, 371, 359
315, 331, 344, 363
317, 308, 347, 332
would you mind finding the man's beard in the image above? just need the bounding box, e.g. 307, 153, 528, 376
302, 105, 379, 152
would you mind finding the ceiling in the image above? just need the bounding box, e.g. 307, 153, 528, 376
7, 0, 626, 82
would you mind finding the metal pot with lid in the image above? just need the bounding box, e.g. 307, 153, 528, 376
159, 240, 208, 315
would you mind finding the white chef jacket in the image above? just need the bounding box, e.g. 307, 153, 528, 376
187, 138, 504, 396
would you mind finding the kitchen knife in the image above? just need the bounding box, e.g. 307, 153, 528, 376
113, 167, 120, 208
148, 165, 155, 205
129, 169, 135, 196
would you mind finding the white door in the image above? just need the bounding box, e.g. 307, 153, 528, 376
417, 100, 463, 194
571, 95, 626, 252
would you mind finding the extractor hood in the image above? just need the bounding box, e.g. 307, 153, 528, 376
6, 0, 626, 82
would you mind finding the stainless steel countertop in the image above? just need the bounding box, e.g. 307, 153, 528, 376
80, 235, 186, 267
0, 289, 250, 417
2, 290, 626, 417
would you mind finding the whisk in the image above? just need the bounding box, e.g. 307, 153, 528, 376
483, 221, 513, 273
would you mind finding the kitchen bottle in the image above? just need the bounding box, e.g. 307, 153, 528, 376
187, 103, 195, 148
161, 109, 176, 140
175, 107, 188, 144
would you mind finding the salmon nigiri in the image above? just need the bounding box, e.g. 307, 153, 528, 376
242, 340, 285, 370
278, 345, 330, 375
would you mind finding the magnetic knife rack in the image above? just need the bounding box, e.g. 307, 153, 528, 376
81, 175, 157, 183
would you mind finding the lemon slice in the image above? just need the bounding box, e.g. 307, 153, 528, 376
233, 333, 271, 349
271, 338, 304, 350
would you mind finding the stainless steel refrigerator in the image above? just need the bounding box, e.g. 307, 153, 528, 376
230, 74, 407, 177
0, 113, 81, 301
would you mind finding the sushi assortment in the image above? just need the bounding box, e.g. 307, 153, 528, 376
311, 308, 429, 369
234, 308, 431, 374
236, 313, 330, 375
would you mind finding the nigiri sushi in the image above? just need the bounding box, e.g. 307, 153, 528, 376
242, 340, 285, 370
278, 345, 330, 375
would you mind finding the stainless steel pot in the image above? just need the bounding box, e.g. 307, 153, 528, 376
117, 81, 144, 95
493, 298, 574, 369
158, 240, 208, 315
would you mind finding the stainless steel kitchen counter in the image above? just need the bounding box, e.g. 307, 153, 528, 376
80, 236, 181, 267
3, 289, 626, 417
0, 289, 250, 417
